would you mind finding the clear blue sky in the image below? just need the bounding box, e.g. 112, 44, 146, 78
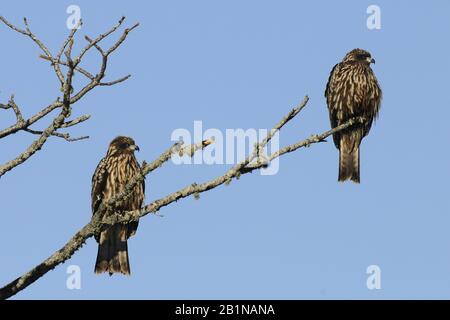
1, 0, 449, 299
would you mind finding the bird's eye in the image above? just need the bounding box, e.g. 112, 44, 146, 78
121, 143, 129, 149
357, 53, 370, 60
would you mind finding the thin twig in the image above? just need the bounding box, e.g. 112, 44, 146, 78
0, 95, 25, 125
106, 23, 139, 56
24, 128, 89, 142
73, 16, 126, 66
99, 75, 131, 86
39, 55, 95, 80
7, 95, 24, 123
60, 115, 91, 128
56, 19, 82, 67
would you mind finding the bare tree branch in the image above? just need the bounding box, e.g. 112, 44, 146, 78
0, 16, 66, 85
242, 116, 366, 173
73, 16, 126, 66
56, 20, 82, 68
0, 95, 24, 124
0, 97, 364, 300
99, 75, 131, 86
0, 100, 62, 139
69, 20, 138, 104
105, 23, 139, 56
60, 114, 91, 128
0, 16, 138, 177
39, 55, 95, 80
24, 128, 89, 142
0, 54, 74, 177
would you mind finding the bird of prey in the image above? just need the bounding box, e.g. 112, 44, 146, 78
91, 136, 145, 275
325, 48, 382, 183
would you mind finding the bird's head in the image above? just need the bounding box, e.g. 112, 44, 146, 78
107, 136, 140, 156
342, 48, 375, 65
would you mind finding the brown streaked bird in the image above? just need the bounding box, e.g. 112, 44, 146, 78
92, 136, 145, 275
325, 48, 382, 183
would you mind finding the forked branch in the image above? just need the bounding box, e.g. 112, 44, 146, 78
0, 16, 138, 178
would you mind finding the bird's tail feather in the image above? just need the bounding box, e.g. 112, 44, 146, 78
338, 135, 360, 183
95, 224, 131, 275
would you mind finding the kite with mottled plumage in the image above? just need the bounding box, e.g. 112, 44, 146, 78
91, 136, 145, 275
325, 48, 382, 183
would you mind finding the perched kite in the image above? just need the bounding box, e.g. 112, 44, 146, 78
325, 48, 382, 183
91, 136, 145, 275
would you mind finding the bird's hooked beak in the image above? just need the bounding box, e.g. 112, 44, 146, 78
130, 144, 140, 152
367, 57, 376, 64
